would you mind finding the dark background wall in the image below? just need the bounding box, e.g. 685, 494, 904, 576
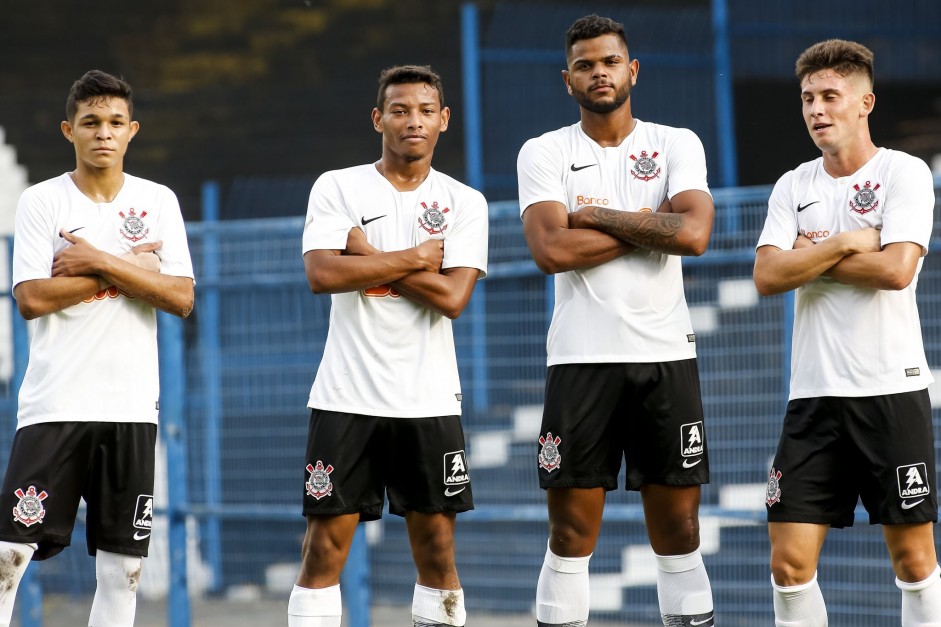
0, 0, 938, 219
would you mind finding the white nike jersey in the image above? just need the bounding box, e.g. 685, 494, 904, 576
517, 119, 711, 365
12, 173, 194, 428
757, 148, 935, 399
302, 164, 488, 418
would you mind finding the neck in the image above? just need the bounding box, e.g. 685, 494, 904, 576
375, 154, 433, 191
579, 104, 636, 147
821, 139, 879, 178
70, 166, 125, 203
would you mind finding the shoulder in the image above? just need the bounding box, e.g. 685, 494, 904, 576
882, 149, 932, 178
519, 124, 578, 156
20, 174, 70, 202
123, 173, 178, 202
641, 121, 703, 148
314, 164, 374, 187
430, 169, 487, 207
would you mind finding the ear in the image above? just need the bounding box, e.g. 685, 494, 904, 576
61, 120, 73, 143
439, 106, 450, 132
629, 58, 640, 86
128, 120, 140, 141
860, 91, 875, 118
562, 70, 573, 96
371, 107, 382, 133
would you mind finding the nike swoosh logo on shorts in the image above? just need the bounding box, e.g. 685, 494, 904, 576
901, 499, 925, 510
444, 486, 466, 497
361, 214, 387, 225
133, 531, 151, 541
682, 458, 702, 469
690, 615, 714, 626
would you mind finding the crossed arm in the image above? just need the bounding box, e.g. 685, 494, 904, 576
522, 190, 714, 275
14, 230, 194, 320
304, 228, 479, 320
753, 228, 919, 295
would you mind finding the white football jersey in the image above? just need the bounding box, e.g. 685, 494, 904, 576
517, 119, 711, 365
302, 164, 488, 418
757, 148, 935, 399
12, 173, 194, 428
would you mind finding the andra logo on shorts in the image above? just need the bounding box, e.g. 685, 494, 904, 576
133, 494, 154, 541
897, 463, 930, 509
680, 421, 705, 468
443, 451, 469, 497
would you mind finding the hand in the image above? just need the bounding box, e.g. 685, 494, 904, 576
415, 238, 444, 273
567, 206, 595, 230
344, 227, 380, 257
655, 198, 673, 213
52, 229, 105, 278
793, 234, 814, 249
125, 241, 163, 273
838, 227, 882, 255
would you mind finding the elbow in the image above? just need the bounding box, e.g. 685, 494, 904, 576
753, 272, 780, 297
307, 272, 332, 295
681, 228, 711, 257
885, 271, 915, 291
17, 302, 39, 321
531, 251, 563, 275
442, 302, 466, 320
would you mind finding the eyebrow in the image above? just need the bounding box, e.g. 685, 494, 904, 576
77, 112, 128, 121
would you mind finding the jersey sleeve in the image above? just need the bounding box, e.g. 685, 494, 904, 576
153, 186, 195, 280
879, 154, 934, 255
441, 188, 489, 278
665, 128, 711, 199
302, 172, 356, 254
11, 187, 56, 290
517, 135, 566, 218
756, 171, 798, 251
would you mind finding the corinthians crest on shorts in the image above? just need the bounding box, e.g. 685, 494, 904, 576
849, 180, 881, 215
418, 201, 450, 235
305, 461, 334, 500
538, 432, 562, 472
630, 150, 661, 181
119, 207, 150, 242
13, 485, 48, 527
766, 468, 782, 507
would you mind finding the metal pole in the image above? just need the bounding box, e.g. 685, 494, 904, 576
159, 311, 191, 627
199, 181, 223, 592
711, 0, 739, 189
461, 2, 484, 193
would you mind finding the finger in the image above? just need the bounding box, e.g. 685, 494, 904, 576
60, 229, 78, 243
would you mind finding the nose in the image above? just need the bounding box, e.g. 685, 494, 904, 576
808, 97, 824, 117
95, 123, 112, 140
407, 110, 423, 129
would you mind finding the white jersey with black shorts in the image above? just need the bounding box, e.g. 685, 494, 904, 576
301, 164, 488, 518
517, 120, 712, 490
757, 148, 937, 526
0, 172, 194, 558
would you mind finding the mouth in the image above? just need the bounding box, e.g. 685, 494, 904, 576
590, 83, 614, 92
811, 122, 832, 132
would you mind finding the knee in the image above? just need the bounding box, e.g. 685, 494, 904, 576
649, 512, 701, 556
892, 545, 938, 583
548, 519, 597, 557
412, 526, 456, 571
770, 549, 815, 587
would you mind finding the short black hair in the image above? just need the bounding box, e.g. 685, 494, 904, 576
66, 70, 133, 121
795, 39, 874, 89
376, 65, 444, 111
565, 14, 629, 58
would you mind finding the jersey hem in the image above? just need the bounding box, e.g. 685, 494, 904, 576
547, 351, 697, 366
16, 414, 159, 430
788, 381, 932, 401
307, 401, 463, 418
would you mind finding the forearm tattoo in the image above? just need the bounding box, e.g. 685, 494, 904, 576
591, 206, 684, 254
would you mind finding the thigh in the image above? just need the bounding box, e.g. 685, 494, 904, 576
385, 416, 474, 517
303, 410, 384, 521
766, 397, 857, 527
0, 423, 93, 560
538, 364, 625, 491
85, 422, 158, 557
846, 390, 938, 525
623, 359, 710, 490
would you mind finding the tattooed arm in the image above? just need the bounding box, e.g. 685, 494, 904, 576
567, 189, 714, 256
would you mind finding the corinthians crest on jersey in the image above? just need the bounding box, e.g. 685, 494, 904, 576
13, 485, 48, 527
630, 150, 661, 181
119, 207, 150, 242
306, 461, 334, 500
849, 180, 881, 215
418, 201, 450, 235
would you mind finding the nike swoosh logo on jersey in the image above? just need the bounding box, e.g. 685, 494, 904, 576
570, 163, 597, 172
901, 498, 925, 510
133, 531, 151, 541
796, 201, 820, 212
361, 214, 387, 225
444, 486, 466, 497
682, 458, 702, 469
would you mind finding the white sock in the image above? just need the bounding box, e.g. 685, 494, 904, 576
288, 584, 341, 627
412, 584, 466, 626
772, 572, 828, 626
535, 542, 590, 626
897, 565, 941, 627
88, 550, 142, 627
655, 550, 714, 626
0, 542, 35, 626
